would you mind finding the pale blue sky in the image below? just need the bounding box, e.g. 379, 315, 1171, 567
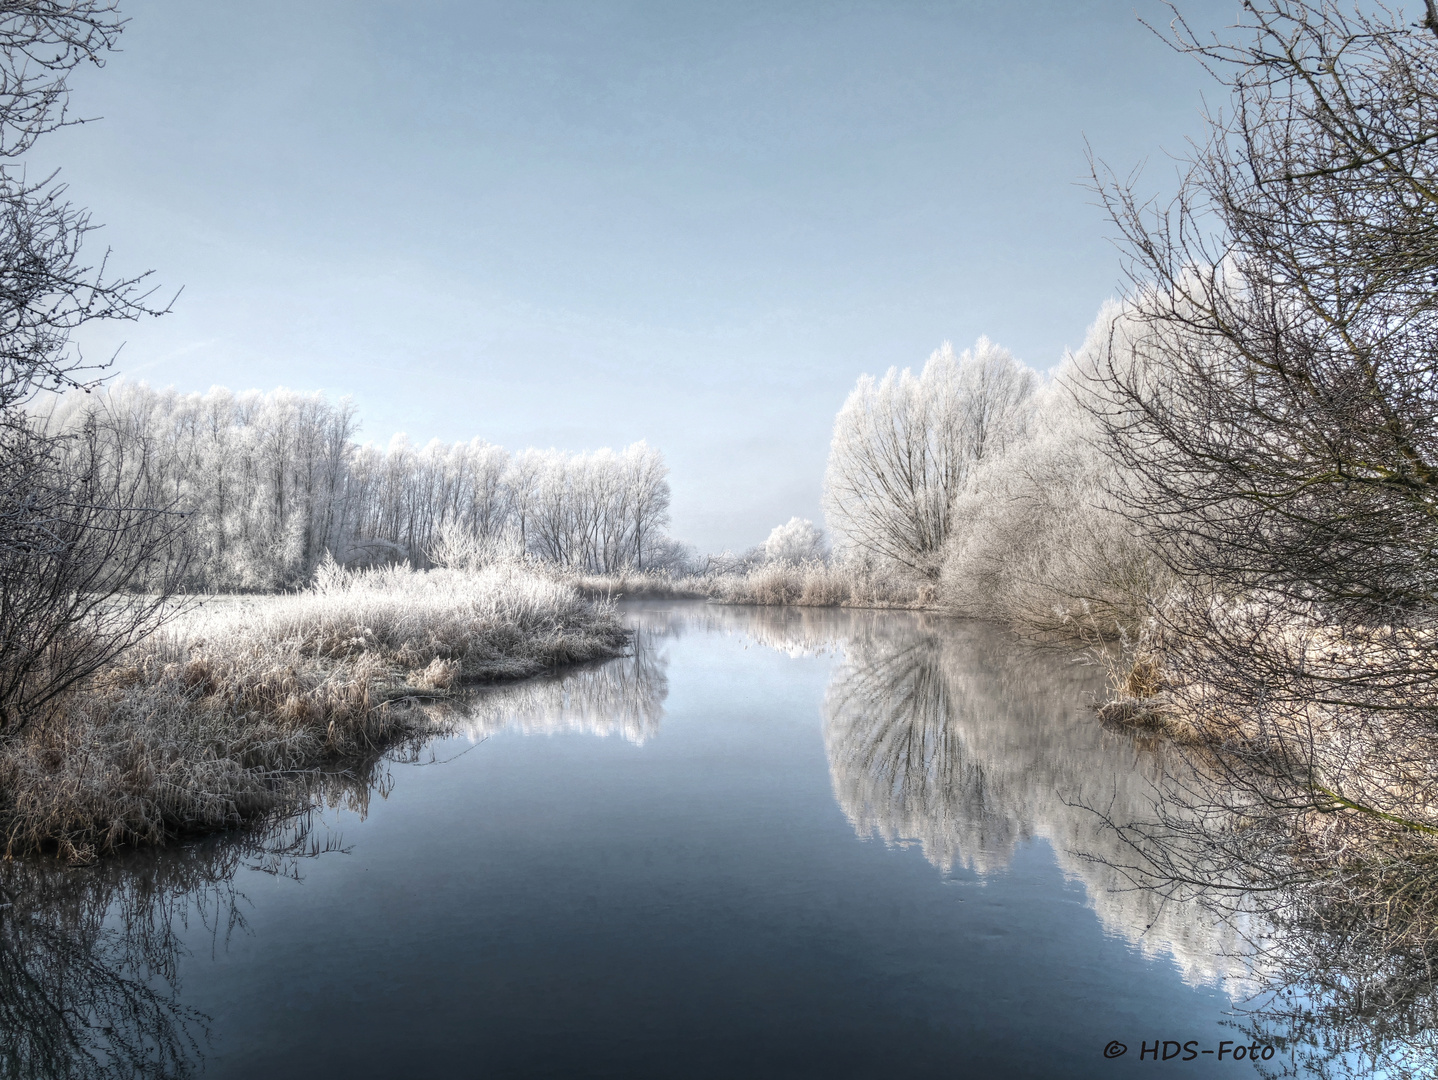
47, 0, 1236, 551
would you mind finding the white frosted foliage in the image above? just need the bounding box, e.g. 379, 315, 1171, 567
762, 517, 827, 565
40, 384, 675, 588
823, 337, 1037, 577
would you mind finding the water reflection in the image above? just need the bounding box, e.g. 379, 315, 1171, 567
451, 621, 670, 745
0, 745, 395, 1080
1231, 934, 1438, 1080
826, 623, 1037, 875
573, 603, 1252, 990
804, 612, 1251, 990
742, 605, 1436, 1078
0, 855, 208, 1080
0, 807, 351, 1080
698, 603, 874, 659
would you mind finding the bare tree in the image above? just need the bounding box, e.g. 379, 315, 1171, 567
1091, 0, 1438, 620
1082, 5, 1438, 1041
0, 2, 183, 742
0, 410, 188, 739
1089, 0, 1438, 758
0, 2, 166, 415
622, 441, 669, 572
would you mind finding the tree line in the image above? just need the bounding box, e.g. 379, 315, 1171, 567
41, 384, 674, 590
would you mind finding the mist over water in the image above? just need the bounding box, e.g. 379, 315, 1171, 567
5, 603, 1275, 1079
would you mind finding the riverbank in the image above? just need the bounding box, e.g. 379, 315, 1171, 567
0, 561, 628, 861
569, 562, 929, 609
1096, 611, 1438, 951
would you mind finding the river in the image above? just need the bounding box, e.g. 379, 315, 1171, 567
3, 602, 1279, 1078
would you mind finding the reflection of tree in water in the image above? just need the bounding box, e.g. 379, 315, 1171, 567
791, 607, 1438, 1077
825, 629, 1027, 874
0, 773, 362, 1080
766, 610, 1253, 989
699, 603, 860, 659
1095, 747, 1438, 1079
453, 621, 670, 745
450, 602, 869, 746
0, 854, 209, 1080
1231, 909, 1438, 1080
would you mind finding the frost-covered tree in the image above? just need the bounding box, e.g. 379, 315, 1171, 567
523, 442, 670, 573
762, 517, 827, 565
43, 383, 675, 587
940, 304, 1167, 634
623, 441, 670, 571
823, 337, 1036, 577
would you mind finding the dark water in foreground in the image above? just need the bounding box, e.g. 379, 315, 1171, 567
6, 604, 1273, 1079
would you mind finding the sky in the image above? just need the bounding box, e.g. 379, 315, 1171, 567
43, 0, 1239, 552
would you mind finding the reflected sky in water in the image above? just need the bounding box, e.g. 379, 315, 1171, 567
4, 603, 1271, 1079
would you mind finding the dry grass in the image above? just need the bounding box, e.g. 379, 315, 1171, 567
568, 568, 709, 601
708, 560, 929, 608
567, 561, 930, 609
0, 561, 628, 860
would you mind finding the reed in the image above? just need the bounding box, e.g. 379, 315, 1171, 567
565, 561, 929, 609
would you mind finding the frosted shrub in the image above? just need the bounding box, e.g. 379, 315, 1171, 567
762, 517, 828, 565
427, 521, 524, 572
940, 305, 1167, 637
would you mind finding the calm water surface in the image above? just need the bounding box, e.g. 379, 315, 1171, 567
8, 603, 1268, 1078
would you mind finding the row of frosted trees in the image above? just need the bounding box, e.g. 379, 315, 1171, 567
819, 315, 1169, 635
42, 384, 672, 591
